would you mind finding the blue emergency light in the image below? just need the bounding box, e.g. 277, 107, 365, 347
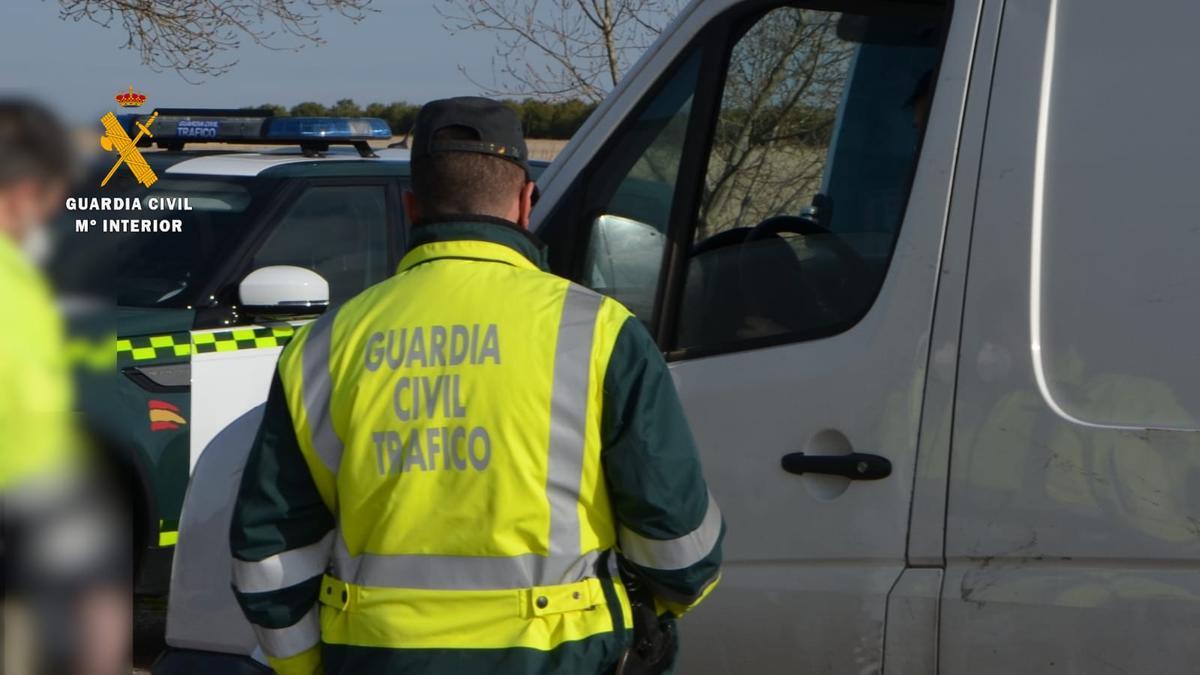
119, 108, 392, 157
266, 117, 391, 140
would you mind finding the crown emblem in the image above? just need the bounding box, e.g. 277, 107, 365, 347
115, 86, 147, 108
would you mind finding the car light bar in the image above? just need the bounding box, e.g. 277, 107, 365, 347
118, 108, 391, 157
267, 117, 391, 140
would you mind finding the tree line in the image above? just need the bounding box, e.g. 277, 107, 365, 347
245, 98, 597, 140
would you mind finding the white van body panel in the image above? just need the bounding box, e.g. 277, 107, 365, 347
941, 0, 1200, 672
883, 568, 942, 675
904, 0, 1007, 571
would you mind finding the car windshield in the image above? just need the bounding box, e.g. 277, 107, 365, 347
51, 163, 272, 309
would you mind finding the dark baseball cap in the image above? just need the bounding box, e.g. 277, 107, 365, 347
410, 97, 531, 178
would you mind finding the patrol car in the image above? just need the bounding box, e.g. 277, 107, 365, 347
52, 109, 545, 597
163, 0, 1200, 672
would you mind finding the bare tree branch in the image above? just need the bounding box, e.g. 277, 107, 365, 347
697, 9, 854, 238
437, 0, 680, 102
57, 0, 375, 81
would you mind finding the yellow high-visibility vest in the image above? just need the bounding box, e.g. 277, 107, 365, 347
274, 236, 635, 655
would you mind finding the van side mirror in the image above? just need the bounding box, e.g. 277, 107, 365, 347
584, 214, 665, 320
238, 265, 329, 315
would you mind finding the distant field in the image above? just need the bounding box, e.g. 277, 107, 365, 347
75, 129, 569, 162
526, 139, 568, 161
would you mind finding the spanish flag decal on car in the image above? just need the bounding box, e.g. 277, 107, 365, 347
149, 399, 187, 432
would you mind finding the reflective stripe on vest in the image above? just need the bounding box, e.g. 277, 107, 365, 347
545, 285, 604, 569
233, 530, 334, 594
254, 606, 320, 659
300, 308, 343, 473
330, 533, 602, 590
618, 490, 723, 571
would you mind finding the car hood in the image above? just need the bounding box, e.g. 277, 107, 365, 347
115, 306, 196, 338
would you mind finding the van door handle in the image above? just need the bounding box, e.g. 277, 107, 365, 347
780, 452, 892, 480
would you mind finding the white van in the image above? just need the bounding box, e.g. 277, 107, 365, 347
160, 0, 1200, 672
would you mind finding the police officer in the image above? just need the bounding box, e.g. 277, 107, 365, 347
230, 97, 724, 675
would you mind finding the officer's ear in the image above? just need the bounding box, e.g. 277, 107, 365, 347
402, 190, 422, 224
516, 180, 535, 229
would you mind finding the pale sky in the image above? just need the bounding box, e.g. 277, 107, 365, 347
0, 2, 515, 124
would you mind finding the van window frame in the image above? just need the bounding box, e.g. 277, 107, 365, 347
538, 33, 720, 334
662, 0, 953, 361
541, 0, 953, 359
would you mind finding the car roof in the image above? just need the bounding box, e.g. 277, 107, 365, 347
152, 147, 550, 180
161, 146, 413, 177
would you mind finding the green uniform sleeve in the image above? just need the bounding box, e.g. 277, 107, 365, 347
601, 317, 724, 615
230, 370, 333, 672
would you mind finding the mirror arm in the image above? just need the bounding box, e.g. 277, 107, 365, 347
239, 302, 329, 320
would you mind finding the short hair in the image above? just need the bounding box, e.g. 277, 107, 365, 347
0, 98, 74, 189
410, 126, 526, 220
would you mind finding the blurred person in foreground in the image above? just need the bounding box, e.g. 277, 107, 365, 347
0, 99, 129, 675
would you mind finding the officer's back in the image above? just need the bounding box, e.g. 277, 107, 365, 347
230, 97, 724, 675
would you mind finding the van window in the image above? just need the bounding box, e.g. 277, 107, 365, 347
675, 7, 942, 352
545, 2, 946, 351
544, 2, 945, 353
1036, 1, 1200, 430
580, 52, 702, 322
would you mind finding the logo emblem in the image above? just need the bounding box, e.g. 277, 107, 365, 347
115, 86, 147, 108
99, 110, 158, 188
149, 399, 187, 432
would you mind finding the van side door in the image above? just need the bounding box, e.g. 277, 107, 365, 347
943, 0, 1200, 672
536, 0, 980, 671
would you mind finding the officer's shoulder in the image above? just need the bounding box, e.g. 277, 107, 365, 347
340, 272, 410, 313
553, 279, 638, 338
588, 286, 636, 327
281, 275, 400, 354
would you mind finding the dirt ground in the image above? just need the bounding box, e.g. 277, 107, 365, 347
525, 138, 568, 161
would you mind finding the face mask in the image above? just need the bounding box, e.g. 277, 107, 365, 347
20, 222, 52, 266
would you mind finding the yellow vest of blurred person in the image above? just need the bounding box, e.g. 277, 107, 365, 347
0, 234, 74, 491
